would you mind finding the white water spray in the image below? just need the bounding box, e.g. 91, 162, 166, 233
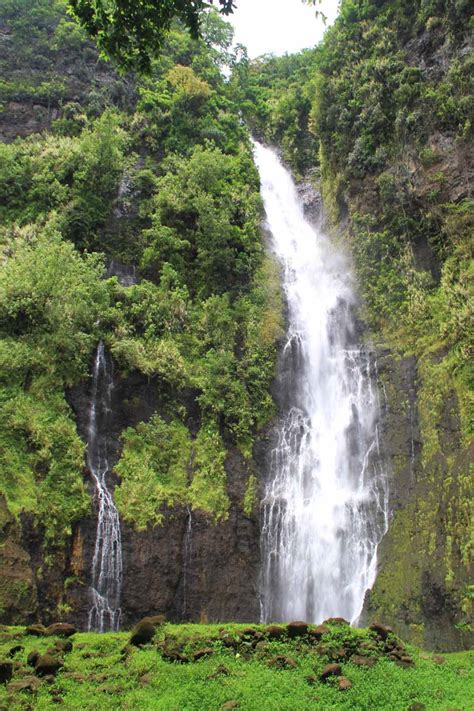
87, 342, 122, 632
254, 142, 389, 625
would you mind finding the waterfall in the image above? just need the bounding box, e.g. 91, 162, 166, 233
253, 142, 389, 625
181, 506, 193, 618
87, 342, 123, 632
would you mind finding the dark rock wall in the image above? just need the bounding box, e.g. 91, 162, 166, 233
362, 352, 473, 651
61, 364, 262, 629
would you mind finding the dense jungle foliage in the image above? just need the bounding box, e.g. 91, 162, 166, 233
0, 0, 282, 544
235, 0, 473, 644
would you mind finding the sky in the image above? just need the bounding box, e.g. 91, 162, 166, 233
228, 0, 339, 58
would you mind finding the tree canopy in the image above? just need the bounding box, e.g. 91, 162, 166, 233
68, 0, 237, 71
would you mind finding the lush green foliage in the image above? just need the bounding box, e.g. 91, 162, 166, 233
231, 50, 321, 177
0, 0, 281, 540
1, 624, 473, 709
68, 0, 236, 72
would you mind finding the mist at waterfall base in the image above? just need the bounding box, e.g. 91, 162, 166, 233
87, 342, 123, 632
253, 141, 389, 626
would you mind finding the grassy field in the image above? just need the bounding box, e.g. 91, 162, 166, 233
0, 621, 472, 710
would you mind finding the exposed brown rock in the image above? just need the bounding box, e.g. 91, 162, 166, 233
320, 663, 342, 681
324, 617, 350, 626
351, 655, 376, 668
161, 648, 189, 663
267, 655, 298, 669
192, 648, 214, 661
309, 624, 330, 640
265, 625, 286, 640
25, 624, 46, 637
287, 621, 308, 638
35, 654, 63, 677
338, 677, 353, 691
45, 623, 76, 638
54, 640, 73, 653
7, 676, 41, 693
27, 651, 41, 668
369, 623, 393, 640
0, 661, 13, 684
130, 620, 156, 646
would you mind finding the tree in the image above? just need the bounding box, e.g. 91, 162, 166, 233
68, 0, 236, 72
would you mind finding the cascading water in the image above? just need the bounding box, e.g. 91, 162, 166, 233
254, 141, 389, 625
87, 342, 122, 632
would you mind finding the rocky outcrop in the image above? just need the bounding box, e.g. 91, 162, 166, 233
60, 359, 262, 628
361, 351, 473, 651
0, 496, 37, 624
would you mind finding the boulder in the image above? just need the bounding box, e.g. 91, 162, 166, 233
45, 623, 76, 638
25, 624, 46, 637
221, 702, 239, 710
54, 640, 73, 654
338, 677, 353, 691
396, 655, 415, 668
241, 627, 257, 637
0, 661, 13, 684
161, 649, 188, 663
329, 647, 347, 662
267, 655, 297, 669
27, 650, 41, 667
35, 654, 63, 677
369, 623, 392, 640
219, 632, 240, 649
309, 624, 330, 639
287, 621, 308, 638
192, 648, 214, 661
130, 620, 156, 646
351, 655, 376, 668
320, 663, 342, 681
7, 676, 40, 694
265, 625, 286, 640
324, 617, 350, 626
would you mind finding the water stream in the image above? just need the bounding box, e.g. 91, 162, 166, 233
87, 342, 123, 632
254, 142, 389, 624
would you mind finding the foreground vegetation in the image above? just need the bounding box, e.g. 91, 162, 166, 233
0, 621, 472, 710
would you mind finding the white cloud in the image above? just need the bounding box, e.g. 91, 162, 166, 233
228, 0, 339, 58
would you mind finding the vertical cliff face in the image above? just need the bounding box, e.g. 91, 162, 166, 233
312, 2, 473, 650
0, 1, 276, 629
364, 350, 473, 651
236, 0, 472, 650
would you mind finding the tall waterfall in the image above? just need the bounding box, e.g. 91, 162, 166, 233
254, 142, 389, 625
87, 342, 122, 632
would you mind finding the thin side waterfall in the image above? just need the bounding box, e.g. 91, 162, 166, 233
181, 507, 193, 618
253, 141, 389, 625
87, 342, 122, 632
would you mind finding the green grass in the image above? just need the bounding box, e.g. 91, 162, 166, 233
0, 623, 472, 710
